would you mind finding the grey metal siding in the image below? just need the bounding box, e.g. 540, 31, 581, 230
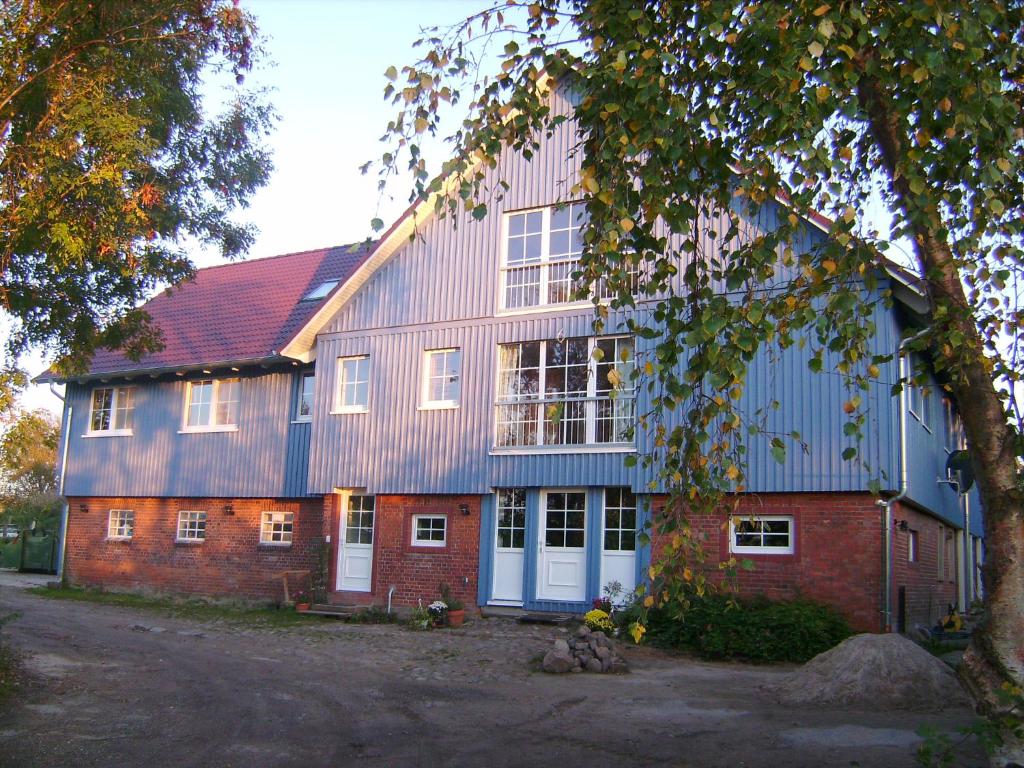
63, 369, 313, 498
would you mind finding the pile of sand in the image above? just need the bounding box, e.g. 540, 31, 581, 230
769, 633, 971, 712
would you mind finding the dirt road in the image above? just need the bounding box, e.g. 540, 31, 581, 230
0, 582, 980, 767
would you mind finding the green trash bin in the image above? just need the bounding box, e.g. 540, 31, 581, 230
19, 530, 57, 573
0, 535, 20, 569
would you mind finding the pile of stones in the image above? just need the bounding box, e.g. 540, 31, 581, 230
542, 624, 629, 674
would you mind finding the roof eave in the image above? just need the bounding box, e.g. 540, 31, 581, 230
34, 353, 305, 385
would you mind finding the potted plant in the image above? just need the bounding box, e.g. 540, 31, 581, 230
439, 583, 465, 628
293, 589, 312, 613
427, 600, 448, 627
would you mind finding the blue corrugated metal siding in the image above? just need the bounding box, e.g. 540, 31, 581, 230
305, 86, 902, 497
63, 369, 313, 498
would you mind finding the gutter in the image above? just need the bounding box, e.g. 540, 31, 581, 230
50, 382, 71, 583
876, 327, 928, 632
33, 354, 301, 385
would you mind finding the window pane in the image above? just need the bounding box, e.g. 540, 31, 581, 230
91, 388, 113, 431
565, 530, 585, 548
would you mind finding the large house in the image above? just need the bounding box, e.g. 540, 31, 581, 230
41, 84, 983, 633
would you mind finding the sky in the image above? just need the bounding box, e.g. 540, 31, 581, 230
21, 0, 484, 414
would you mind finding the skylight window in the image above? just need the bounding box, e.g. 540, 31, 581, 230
302, 280, 339, 301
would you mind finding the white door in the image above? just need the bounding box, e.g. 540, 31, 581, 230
600, 488, 637, 601
491, 489, 526, 605
337, 494, 374, 592
537, 490, 587, 602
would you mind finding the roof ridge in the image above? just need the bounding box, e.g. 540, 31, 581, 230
191, 240, 374, 275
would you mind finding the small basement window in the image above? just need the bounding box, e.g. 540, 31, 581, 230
260, 511, 294, 545
412, 515, 446, 547
302, 281, 339, 301
177, 510, 207, 542
107, 510, 134, 540
729, 515, 794, 555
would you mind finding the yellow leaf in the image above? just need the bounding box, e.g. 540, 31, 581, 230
642, 48, 656, 59
997, 157, 1011, 173
843, 400, 856, 414
643, 595, 655, 608
683, 567, 693, 582
839, 146, 853, 161
629, 622, 647, 644
813, 3, 830, 15
620, 217, 634, 232
726, 464, 739, 480
816, 85, 829, 103
868, 364, 881, 378
584, 176, 600, 193
808, 41, 824, 58
414, 117, 428, 134
938, 97, 952, 112
644, 360, 654, 376
822, 259, 837, 273
528, 3, 541, 17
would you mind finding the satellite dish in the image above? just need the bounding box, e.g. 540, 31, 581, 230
945, 450, 975, 493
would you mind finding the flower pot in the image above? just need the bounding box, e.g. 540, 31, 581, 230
447, 609, 465, 628
295, 603, 311, 612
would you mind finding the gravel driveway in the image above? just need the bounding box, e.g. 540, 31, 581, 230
0, 580, 981, 767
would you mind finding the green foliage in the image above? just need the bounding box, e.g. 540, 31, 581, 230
620, 594, 851, 664
310, 538, 330, 604
0, 408, 61, 530
346, 606, 398, 625
438, 582, 464, 611
378, 0, 1024, 744
0, 1, 275, 379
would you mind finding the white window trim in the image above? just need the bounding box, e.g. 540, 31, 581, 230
106, 509, 134, 540
179, 378, 241, 433
85, 385, 135, 437
259, 510, 294, 546
294, 371, 315, 423
175, 510, 207, 543
728, 515, 795, 555
411, 514, 447, 547
333, 355, 370, 414
492, 335, 635, 450
420, 348, 461, 410
499, 204, 594, 313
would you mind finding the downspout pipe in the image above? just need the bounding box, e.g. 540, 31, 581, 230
875, 329, 927, 632
50, 383, 71, 584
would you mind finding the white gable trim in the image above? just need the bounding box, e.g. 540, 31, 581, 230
279, 73, 557, 362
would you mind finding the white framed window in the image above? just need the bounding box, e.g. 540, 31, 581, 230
295, 371, 315, 422
182, 378, 240, 432
335, 355, 370, 413
908, 529, 918, 563
422, 348, 461, 409
176, 510, 207, 542
729, 515, 794, 555
87, 386, 135, 435
107, 509, 134, 540
943, 397, 965, 452
411, 514, 447, 547
260, 511, 294, 545
501, 203, 590, 310
603, 488, 637, 552
494, 335, 634, 449
907, 355, 932, 429
496, 488, 526, 550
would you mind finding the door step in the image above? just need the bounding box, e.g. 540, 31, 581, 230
304, 603, 364, 618
518, 613, 575, 626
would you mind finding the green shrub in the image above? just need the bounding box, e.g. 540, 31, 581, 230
622, 594, 851, 664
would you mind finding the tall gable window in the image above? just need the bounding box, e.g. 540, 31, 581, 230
502, 203, 588, 310
88, 386, 135, 435
495, 335, 634, 449
183, 378, 240, 432
296, 372, 315, 422
335, 355, 370, 413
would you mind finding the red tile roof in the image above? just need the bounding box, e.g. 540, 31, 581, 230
70, 242, 374, 378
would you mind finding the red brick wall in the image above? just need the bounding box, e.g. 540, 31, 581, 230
891, 501, 959, 631
331, 495, 481, 609
64, 496, 324, 601
651, 492, 884, 632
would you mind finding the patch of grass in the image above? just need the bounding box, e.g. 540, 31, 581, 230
344, 606, 398, 624
28, 585, 320, 628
